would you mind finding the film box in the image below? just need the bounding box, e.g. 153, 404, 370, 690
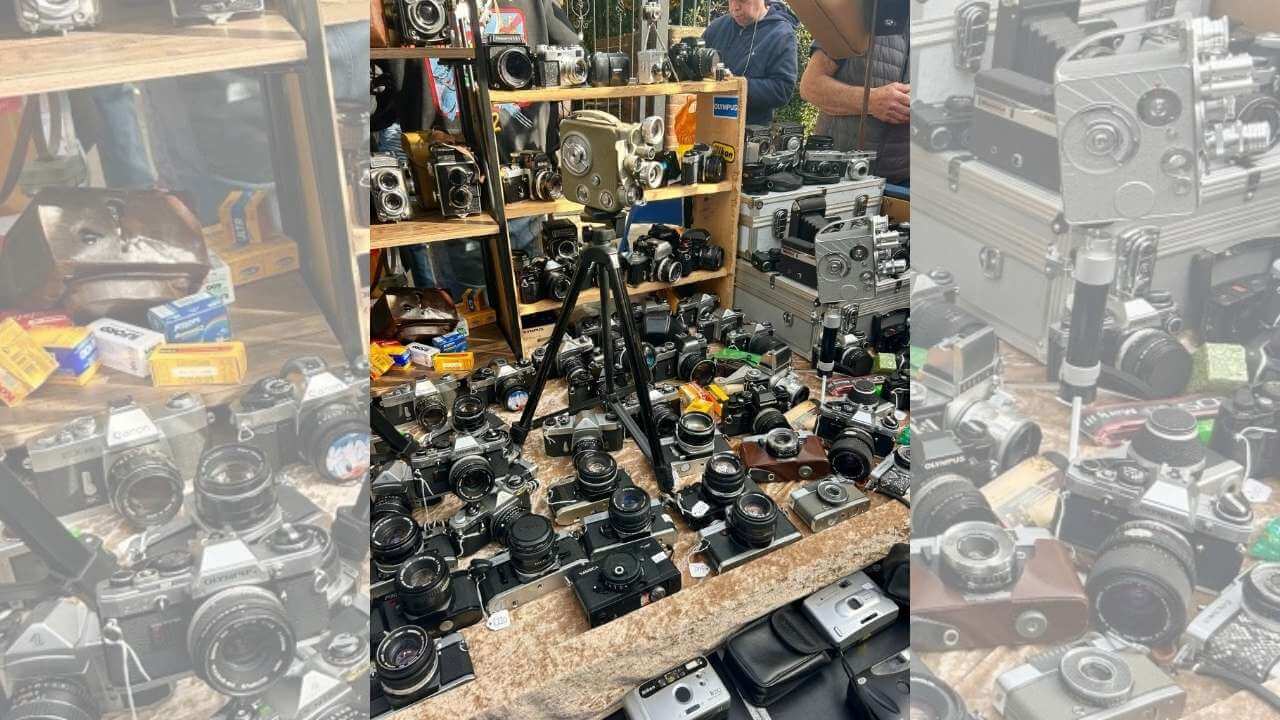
0, 319, 59, 406
199, 251, 236, 305
149, 342, 247, 386
370, 344, 394, 379
29, 326, 100, 386
433, 352, 474, 373
209, 234, 300, 287
218, 190, 275, 247
0, 310, 73, 331
147, 292, 231, 343
88, 319, 166, 378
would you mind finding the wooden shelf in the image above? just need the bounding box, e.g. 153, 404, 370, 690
0, 6, 306, 96
319, 0, 366, 25
489, 78, 742, 104
371, 46, 476, 59
370, 214, 501, 249
517, 268, 729, 315
504, 181, 735, 219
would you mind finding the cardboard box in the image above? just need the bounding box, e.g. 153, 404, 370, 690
0, 310, 73, 331
433, 352, 474, 373
1212, 1, 1280, 32
218, 190, 275, 246
210, 235, 300, 286
149, 342, 247, 386
29, 326, 100, 386
88, 319, 166, 378
148, 292, 231, 343
0, 319, 58, 406
199, 251, 236, 305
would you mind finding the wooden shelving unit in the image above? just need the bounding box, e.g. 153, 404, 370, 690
371, 46, 476, 59
503, 180, 734, 219
517, 268, 730, 315
370, 214, 501, 249
488, 78, 740, 103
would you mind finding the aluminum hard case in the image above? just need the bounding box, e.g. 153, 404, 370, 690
738, 176, 886, 255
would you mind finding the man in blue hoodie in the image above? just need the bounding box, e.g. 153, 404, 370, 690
702, 0, 800, 126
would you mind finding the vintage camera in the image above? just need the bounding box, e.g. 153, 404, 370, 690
698, 491, 802, 573
790, 478, 871, 533
569, 537, 681, 627
498, 164, 531, 203
514, 149, 564, 201
910, 96, 974, 152
622, 656, 730, 720
675, 228, 724, 273
911, 521, 1090, 651
546, 450, 635, 526
660, 411, 732, 487
466, 357, 534, 412
531, 333, 595, 383
581, 486, 679, 559
444, 465, 536, 556
587, 51, 631, 86
370, 460, 415, 520
188, 443, 308, 543
386, 552, 485, 637
25, 393, 209, 530
406, 396, 516, 505
993, 634, 1185, 720
802, 571, 898, 649
385, 0, 449, 44
472, 513, 590, 613
814, 324, 874, 377
370, 515, 458, 599
781, 204, 910, 306
628, 233, 683, 285
426, 143, 483, 218
542, 409, 624, 457
1183, 563, 1280, 684
635, 0, 668, 85
737, 428, 830, 484
486, 33, 535, 90
1055, 407, 1254, 595
814, 379, 898, 451
15, 0, 101, 33
742, 125, 775, 165
799, 149, 861, 184
671, 451, 765, 530
619, 383, 682, 438
1190, 247, 1280, 344
169, 0, 263, 24
534, 44, 588, 87
675, 292, 717, 332
1208, 384, 1280, 475
911, 468, 999, 540
847, 650, 911, 720
868, 445, 911, 501
514, 254, 572, 304
668, 37, 721, 81
669, 332, 713, 384
559, 110, 665, 212
373, 375, 461, 434
722, 321, 792, 369
718, 370, 794, 437
370, 153, 414, 223
540, 218, 579, 261
680, 143, 728, 185
373, 628, 474, 710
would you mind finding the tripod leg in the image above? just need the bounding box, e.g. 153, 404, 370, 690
511, 255, 596, 446
598, 259, 617, 399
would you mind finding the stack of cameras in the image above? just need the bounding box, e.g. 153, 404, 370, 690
14, 0, 264, 33
515, 220, 581, 305
623, 224, 725, 287
372, 134, 482, 222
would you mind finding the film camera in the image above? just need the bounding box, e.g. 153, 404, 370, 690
541, 218, 579, 262
723, 321, 793, 369
570, 538, 681, 627
443, 463, 537, 556
373, 627, 474, 710
385, 0, 450, 45
486, 33, 535, 90
911, 440, 1001, 534
802, 570, 899, 649
697, 491, 802, 573
668, 37, 721, 81
424, 143, 482, 218
626, 226, 687, 285
581, 486, 679, 559
910, 96, 974, 152
542, 409, 624, 458
1209, 383, 1280, 477
911, 521, 1089, 651
375, 375, 460, 432
15, 0, 100, 33
743, 125, 774, 165
25, 393, 209, 530
515, 252, 572, 304
513, 149, 564, 201
681, 144, 729, 185
815, 378, 900, 454
382, 551, 484, 637
622, 656, 730, 720
228, 357, 369, 485
370, 513, 458, 599
720, 368, 801, 436
370, 153, 415, 223
1183, 563, 1280, 685
558, 110, 665, 212
535, 44, 588, 87
587, 51, 631, 86
993, 634, 1185, 720
799, 149, 875, 184
405, 396, 517, 506
661, 411, 733, 487
169, 0, 263, 24
790, 477, 870, 533
779, 201, 910, 305
671, 451, 766, 530
466, 357, 534, 412
772, 122, 804, 153
737, 428, 830, 484
649, 333, 713, 385
473, 513, 590, 612
1054, 407, 1254, 597
547, 450, 635, 526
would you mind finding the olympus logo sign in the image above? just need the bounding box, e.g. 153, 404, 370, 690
923, 455, 968, 473
201, 566, 265, 586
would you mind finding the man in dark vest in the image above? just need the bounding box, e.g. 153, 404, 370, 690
799, 34, 910, 185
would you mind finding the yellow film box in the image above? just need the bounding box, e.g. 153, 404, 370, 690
433, 352, 474, 373
218, 190, 275, 246
149, 342, 247, 386
209, 235, 300, 287
370, 344, 394, 379
29, 326, 100, 386
0, 319, 59, 406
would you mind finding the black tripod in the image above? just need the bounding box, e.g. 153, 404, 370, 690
510, 222, 676, 493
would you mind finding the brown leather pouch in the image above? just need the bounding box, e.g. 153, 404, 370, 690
371, 286, 459, 343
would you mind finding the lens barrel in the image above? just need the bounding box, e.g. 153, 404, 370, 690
194, 444, 278, 533
729, 492, 778, 548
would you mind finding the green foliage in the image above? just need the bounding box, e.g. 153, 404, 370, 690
775, 23, 817, 133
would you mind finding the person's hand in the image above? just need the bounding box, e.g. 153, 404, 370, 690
868, 83, 910, 124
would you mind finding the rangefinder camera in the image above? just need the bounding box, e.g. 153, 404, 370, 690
1182, 563, 1280, 684
535, 44, 588, 87
15, 0, 100, 33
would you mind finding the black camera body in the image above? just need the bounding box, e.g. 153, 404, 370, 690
541, 218, 580, 262
381, 553, 485, 637
547, 450, 636, 525
466, 357, 535, 412
1208, 384, 1280, 474
428, 143, 483, 218
569, 538, 682, 627
473, 514, 590, 613
371, 514, 459, 599
910, 96, 975, 152
698, 492, 802, 573
515, 253, 573, 305
444, 464, 536, 556
629, 229, 685, 285
588, 51, 631, 86
581, 488, 679, 559
719, 370, 795, 437
675, 228, 725, 273
668, 37, 721, 81
499, 164, 531, 203
814, 389, 900, 458
672, 452, 766, 530
387, 0, 450, 45
373, 628, 475, 711
486, 33, 535, 90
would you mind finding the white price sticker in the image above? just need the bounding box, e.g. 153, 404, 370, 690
689, 562, 711, 579
690, 501, 710, 519
485, 610, 511, 631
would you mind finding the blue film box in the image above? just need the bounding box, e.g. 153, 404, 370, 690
147, 292, 232, 343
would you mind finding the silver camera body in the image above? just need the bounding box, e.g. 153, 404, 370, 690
536, 45, 588, 87
1182, 563, 1280, 683
370, 153, 414, 223
15, 0, 100, 34
622, 656, 730, 720
993, 634, 1185, 720
810, 215, 910, 305
558, 110, 665, 212
25, 393, 209, 529
802, 570, 899, 650
790, 478, 870, 532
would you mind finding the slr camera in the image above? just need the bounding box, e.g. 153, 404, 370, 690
722, 321, 792, 369
229, 357, 369, 485
910, 96, 974, 152
384, 552, 485, 636
486, 33, 535, 90
15, 0, 99, 33
370, 153, 415, 223
542, 409, 624, 458
993, 634, 1185, 720
587, 51, 631, 86
25, 393, 209, 530
513, 149, 564, 201
676, 228, 724, 273
547, 449, 635, 525
569, 538, 681, 627
790, 478, 870, 533
802, 570, 899, 649
911, 458, 1000, 539
668, 37, 721, 81
169, 0, 263, 24
737, 428, 830, 484
514, 252, 572, 304
426, 143, 483, 218
680, 143, 728, 185
407, 421, 515, 508
622, 656, 730, 720
719, 369, 797, 437
697, 491, 802, 573
444, 464, 536, 556
531, 333, 595, 383
626, 229, 685, 285
1183, 563, 1280, 685
535, 44, 588, 87
466, 357, 534, 412
385, 0, 450, 44
375, 375, 460, 433
671, 451, 765, 530
1190, 249, 1280, 345
1209, 383, 1280, 476
650, 332, 712, 385
372, 627, 474, 710
911, 521, 1089, 651
558, 110, 665, 212
581, 486, 679, 559
661, 411, 732, 488
473, 513, 590, 613
370, 514, 458, 599
499, 164, 531, 203
814, 379, 898, 452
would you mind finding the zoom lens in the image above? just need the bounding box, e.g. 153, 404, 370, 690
1117, 328, 1193, 399
763, 427, 801, 458
702, 452, 747, 505
376, 626, 440, 703
507, 513, 557, 577
7, 677, 100, 720
188, 585, 295, 696
194, 444, 277, 534
371, 514, 422, 568
675, 412, 715, 454
396, 552, 453, 617
574, 450, 619, 501
912, 474, 998, 539
752, 407, 790, 435
449, 454, 495, 504
1087, 521, 1195, 647
301, 400, 369, 484
828, 429, 875, 481
608, 486, 653, 539
107, 449, 183, 530
729, 492, 778, 548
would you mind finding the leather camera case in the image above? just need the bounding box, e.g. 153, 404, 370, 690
737, 435, 831, 484
371, 0, 391, 47
724, 605, 831, 706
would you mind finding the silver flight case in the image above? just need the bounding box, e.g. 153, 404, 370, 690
738, 176, 886, 255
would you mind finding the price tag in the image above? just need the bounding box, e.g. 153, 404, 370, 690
690, 501, 710, 519
689, 562, 711, 579
1244, 478, 1273, 504
486, 610, 511, 631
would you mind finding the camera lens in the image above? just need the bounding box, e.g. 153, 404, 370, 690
762, 427, 801, 458
729, 492, 779, 549
7, 677, 100, 720
1242, 564, 1280, 621
376, 171, 400, 192
828, 429, 875, 481
1057, 646, 1135, 707
448, 185, 474, 211
450, 394, 486, 434
678, 354, 714, 385
372, 492, 413, 523
1087, 521, 1195, 647
908, 669, 969, 720
376, 626, 440, 703
560, 356, 590, 388
608, 486, 653, 539
449, 454, 495, 504
371, 514, 423, 568
497, 48, 534, 90
912, 475, 998, 539
507, 513, 557, 577
396, 552, 453, 618
655, 257, 684, 284
651, 402, 678, 437
703, 452, 747, 505
676, 411, 716, 454
1117, 328, 1192, 399
495, 374, 530, 412
107, 449, 184, 530
574, 450, 620, 501
409, 0, 446, 35
751, 407, 790, 435
1128, 407, 1204, 474
300, 400, 368, 484
188, 585, 295, 696
838, 344, 874, 376
600, 550, 644, 591
938, 521, 1016, 592
416, 397, 449, 431
194, 444, 277, 534
815, 480, 850, 506
848, 378, 880, 406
